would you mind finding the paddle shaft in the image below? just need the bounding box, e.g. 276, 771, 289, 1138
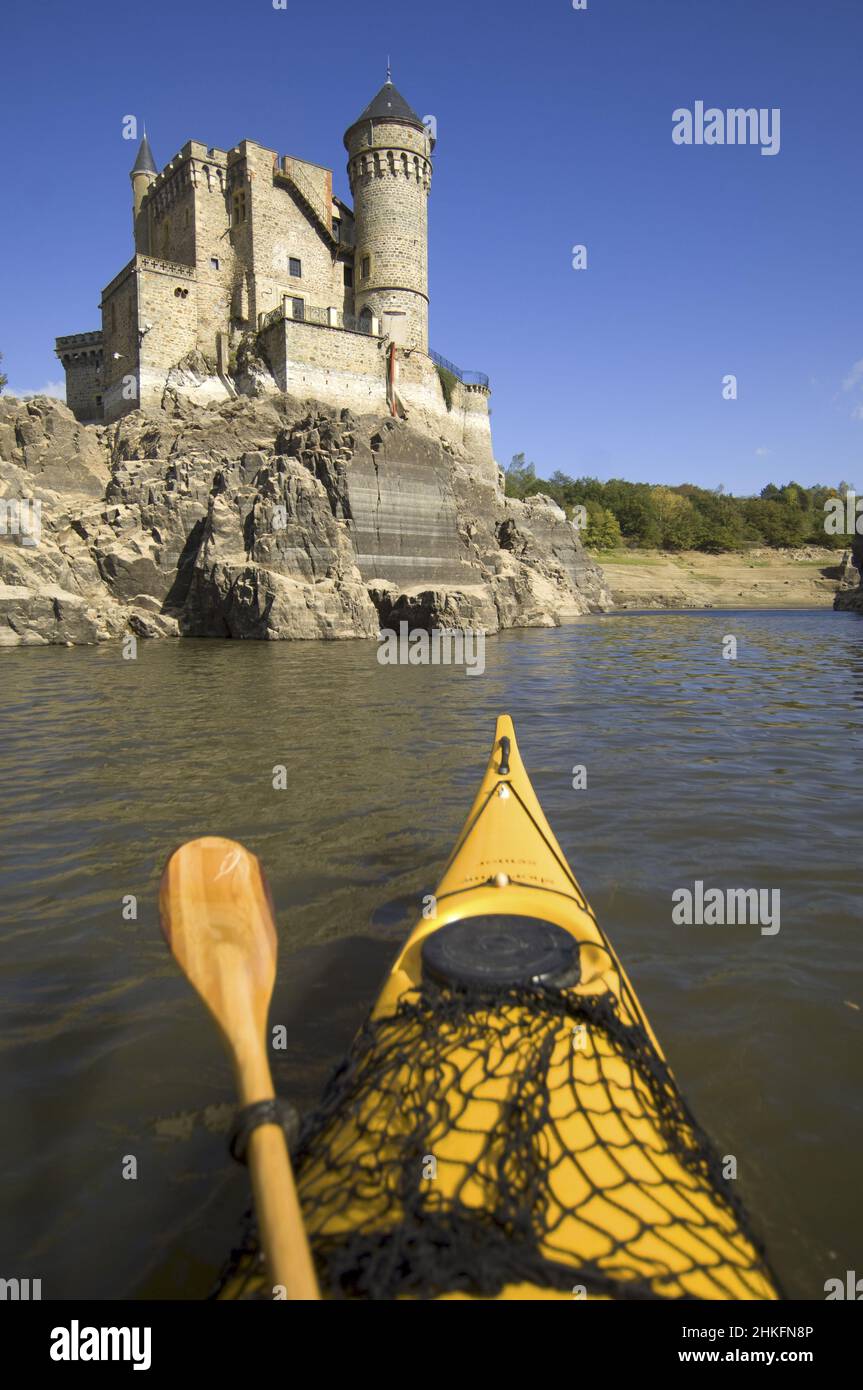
234, 1031, 318, 1299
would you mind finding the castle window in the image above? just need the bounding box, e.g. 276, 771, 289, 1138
344, 265, 353, 288
361, 255, 370, 280
332, 218, 341, 240
184, 208, 190, 227
210, 257, 220, 270
289, 257, 302, 278
232, 190, 246, 224
291, 298, 305, 321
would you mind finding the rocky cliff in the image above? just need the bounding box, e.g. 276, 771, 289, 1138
0, 392, 612, 645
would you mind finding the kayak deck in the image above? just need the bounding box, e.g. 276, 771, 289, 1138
218, 716, 780, 1301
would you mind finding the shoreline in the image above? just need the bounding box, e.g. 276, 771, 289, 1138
593, 546, 846, 611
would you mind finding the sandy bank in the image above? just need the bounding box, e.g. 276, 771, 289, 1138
595, 547, 845, 610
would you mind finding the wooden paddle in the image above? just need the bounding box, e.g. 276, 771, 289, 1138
159, 836, 320, 1300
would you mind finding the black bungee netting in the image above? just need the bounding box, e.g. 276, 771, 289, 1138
215, 967, 782, 1301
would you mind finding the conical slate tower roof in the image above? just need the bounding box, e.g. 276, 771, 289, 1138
130, 131, 158, 177
345, 78, 425, 143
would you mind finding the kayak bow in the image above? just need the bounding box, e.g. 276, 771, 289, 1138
220, 715, 780, 1301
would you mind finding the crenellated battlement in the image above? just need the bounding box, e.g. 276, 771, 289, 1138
347, 146, 433, 195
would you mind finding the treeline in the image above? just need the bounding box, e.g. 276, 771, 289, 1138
504, 455, 857, 552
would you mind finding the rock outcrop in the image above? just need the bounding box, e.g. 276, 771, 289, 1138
834, 540, 863, 614
0, 392, 611, 645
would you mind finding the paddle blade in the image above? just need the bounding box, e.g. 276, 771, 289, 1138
159, 837, 278, 1052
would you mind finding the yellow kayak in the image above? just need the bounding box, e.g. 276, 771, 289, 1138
219, 715, 781, 1301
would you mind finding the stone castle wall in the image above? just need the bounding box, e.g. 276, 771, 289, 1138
260, 316, 385, 409
188, 144, 237, 357
399, 352, 495, 476
100, 261, 140, 420
241, 144, 343, 326
137, 260, 200, 413
55, 334, 104, 422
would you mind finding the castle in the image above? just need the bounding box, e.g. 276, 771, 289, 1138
55, 76, 492, 464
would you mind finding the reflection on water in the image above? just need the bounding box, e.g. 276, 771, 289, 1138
1, 610, 861, 1298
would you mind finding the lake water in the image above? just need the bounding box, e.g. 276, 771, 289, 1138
1, 609, 861, 1300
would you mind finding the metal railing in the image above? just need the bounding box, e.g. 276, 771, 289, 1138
257, 303, 378, 335
340, 310, 373, 334
430, 349, 489, 389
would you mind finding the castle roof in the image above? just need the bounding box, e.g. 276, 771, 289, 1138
344, 79, 426, 143
130, 132, 158, 177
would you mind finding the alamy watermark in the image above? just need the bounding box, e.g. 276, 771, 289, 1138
824, 492, 863, 535
0, 1277, 41, 1299
672, 102, 781, 157
672, 881, 780, 936
377, 622, 485, 676
50, 1322, 151, 1371
825, 1270, 863, 1299
0, 497, 41, 547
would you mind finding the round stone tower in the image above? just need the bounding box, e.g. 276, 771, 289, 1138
130, 131, 158, 233
344, 75, 434, 352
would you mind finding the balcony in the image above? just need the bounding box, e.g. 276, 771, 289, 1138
258, 302, 380, 335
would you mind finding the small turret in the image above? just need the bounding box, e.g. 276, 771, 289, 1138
130, 130, 157, 228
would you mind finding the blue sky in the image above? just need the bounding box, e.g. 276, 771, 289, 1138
2, 0, 862, 494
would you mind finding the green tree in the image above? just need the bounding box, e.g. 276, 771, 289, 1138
742, 498, 807, 547
504, 453, 538, 499
583, 502, 622, 551
691, 493, 745, 552
652, 486, 698, 550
